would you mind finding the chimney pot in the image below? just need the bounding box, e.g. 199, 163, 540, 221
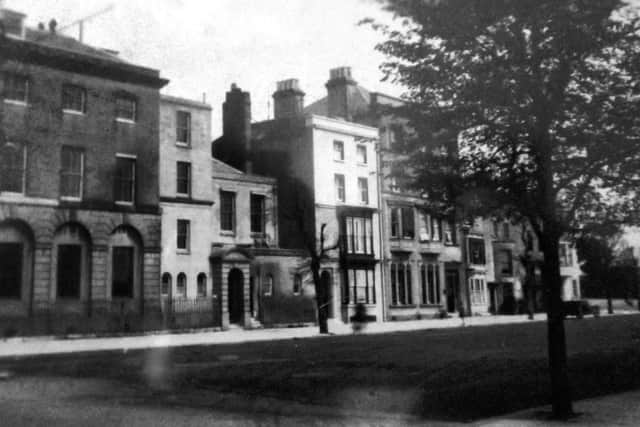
326, 66, 358, 120
48, 18, 57, 33
273, 78, 305, 119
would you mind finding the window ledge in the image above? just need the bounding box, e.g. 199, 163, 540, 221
220, 230, 236, 237
3, 99, 29, 107
63, 109, 85, 116
115, 201, 134, 206
334, 159, 345, 163
60, 196, 82, 202
176, 249, 191, 255
116, 117, 136, 124
176, 141, 190, 147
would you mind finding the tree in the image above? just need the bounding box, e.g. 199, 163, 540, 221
577, 224, 623, 314
286, 179, 339, 334
366, 0, 640, 418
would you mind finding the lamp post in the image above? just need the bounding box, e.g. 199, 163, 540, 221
460, 221, 472, 319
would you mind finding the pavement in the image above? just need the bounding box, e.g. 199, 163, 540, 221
0, 312, 553, 358
1, 310, 639, 426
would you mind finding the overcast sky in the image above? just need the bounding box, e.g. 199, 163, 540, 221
7, 0, 399, 136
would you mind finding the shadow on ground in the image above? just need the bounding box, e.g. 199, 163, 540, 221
4, 315, 640, 423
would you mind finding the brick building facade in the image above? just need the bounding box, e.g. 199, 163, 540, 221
0, 9, 167, 335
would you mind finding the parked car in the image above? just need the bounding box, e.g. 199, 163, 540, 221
563, 300, 600, 319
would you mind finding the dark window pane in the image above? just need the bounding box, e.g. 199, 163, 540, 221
176, 111, 191, 144
220, 191, 235, 231
401, 207, 414, 239
177, 219, 189, 250
176, 162, 191, 195
57, 244, 81, 298
114, 157, 135, 203
250, 194, 265, 233
197, 273, 206, 297
0, 243, 22, 298
0, 145, 24, 193
4, 73, 29, 102
112, 246, 134, 298
60, 147, 83, 198
161, 273, 171, 296
468, 237, 486, 265
62, 85, 86, 112
116, 97, 136, 121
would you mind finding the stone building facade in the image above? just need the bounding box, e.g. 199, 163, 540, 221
213, 80, 384, 327
0, 8, 167, 335
304, 66, 583, 319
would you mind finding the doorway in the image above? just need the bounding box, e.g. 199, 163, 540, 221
445, 269, 459, 313
228, 268, 244, 324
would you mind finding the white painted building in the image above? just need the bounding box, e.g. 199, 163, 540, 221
159, 95, 214, 303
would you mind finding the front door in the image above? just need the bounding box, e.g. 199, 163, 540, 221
228, 268, 244, 324
445, 269, 458, 313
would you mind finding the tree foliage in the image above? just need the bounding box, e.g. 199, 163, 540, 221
367, 0, 640, 231
366, 0, 640, 418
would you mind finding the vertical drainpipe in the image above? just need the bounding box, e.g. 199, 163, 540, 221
376, 136, 388, 322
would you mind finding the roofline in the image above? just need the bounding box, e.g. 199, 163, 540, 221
370, 91, 406, 104
212, 172, 277, 185
306, 114, 379, 138
161, 94, 212, 110
0, 35, 169, 89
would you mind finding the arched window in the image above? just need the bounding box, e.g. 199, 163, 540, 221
54, 223, 91, 300
176, 273, 187, 298
110, 226, 142, 299
293, 274, 302, 295
161, 273, 172, 296
264, 274, 273, 296
197, 273, 207, 297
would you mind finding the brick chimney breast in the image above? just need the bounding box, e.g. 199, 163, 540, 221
326, 67, 358, 120
220, 83, 252, 172
273, 78, 305, 119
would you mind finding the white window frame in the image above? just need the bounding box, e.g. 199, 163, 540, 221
176, 219, 190, 252
114, 153, 136, 205
60, 146, 84, 201
335, 174, 345, 203
62, 84, 87, 115
358, 177, 369, 205
0, 143, 26, 195
333, 140, 344, 161
356, 144, 367, 164
3, 73, 29, 106
176, 161, 191, 197
176, 110, 191, 146
115, 95, 137, 123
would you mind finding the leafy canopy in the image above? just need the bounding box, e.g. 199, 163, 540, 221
367, 0, 640, 234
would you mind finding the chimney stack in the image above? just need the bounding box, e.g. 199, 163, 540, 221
272, 79, 305, 119
0, 8, 26, 39
326, 66, 358, 120
220, 83, 252, 172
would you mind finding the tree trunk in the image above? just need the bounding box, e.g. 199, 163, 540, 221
606, 283, 613, 314
312, 268, 329, 334
540, 230, 573, 418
